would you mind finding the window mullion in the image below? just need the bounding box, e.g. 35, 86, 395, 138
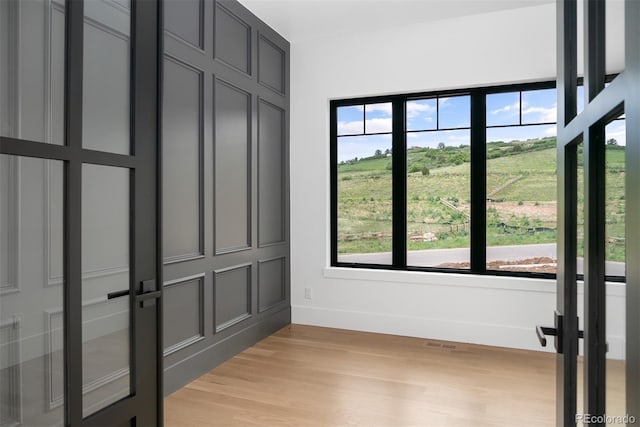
470, 90, 487, 272
392, 98, 407, 267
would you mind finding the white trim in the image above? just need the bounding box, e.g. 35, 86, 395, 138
323, 267, 626, 296
292, 304, 626, 360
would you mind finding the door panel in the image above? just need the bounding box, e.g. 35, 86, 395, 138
81, 164, 131, 417
555, 0, 639, 425
0, 155, 65, 427
0, 0, 160, 425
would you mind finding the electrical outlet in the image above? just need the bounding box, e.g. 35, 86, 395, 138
304, 287, 312, 300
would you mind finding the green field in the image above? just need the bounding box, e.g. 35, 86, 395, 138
337, 138, 626, 262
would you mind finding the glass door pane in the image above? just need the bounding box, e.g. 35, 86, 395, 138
81, 164, 130, 417
605, 117, 625, 419
0, 155, 64, 426
82, 0, 131, 155
0, 0, 66, 144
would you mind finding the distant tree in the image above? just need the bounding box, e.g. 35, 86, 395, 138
384, 148, 391, 155
421, 166, 430, 176
374, 149, 382, 156
606, 138, 618, 146
437, 142, 446, 150
354, 157, 358, 162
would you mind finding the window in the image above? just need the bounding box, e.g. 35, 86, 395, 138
335, 103, 393, 264
485, 87, 558, 274
406, 95, 471, 268
330, 80, 625, 281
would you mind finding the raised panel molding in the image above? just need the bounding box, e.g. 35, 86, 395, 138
44, 0, 65, 145
162, 0, 289, 397
164, 0, 204, 50
0, 316, 23, 427
46, 160, 127, 287
0, 156, 20, 295
0, 0, 19, 139
82, 12, 131, 155
257, 33, 285, 95
214, 79, 251, 254
213, 2, 251, 75
45, 299, 129, 410
163, 274, 206, 356
258, 98, 286, 247
43, 159, 63, 287
163, 55, 205, 264
213, 263, 252, 332
258, 256, 286, 313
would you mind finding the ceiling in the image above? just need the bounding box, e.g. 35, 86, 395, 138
237, 0, 555, 42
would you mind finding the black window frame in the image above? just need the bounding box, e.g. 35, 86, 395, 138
330, 78, 625, 283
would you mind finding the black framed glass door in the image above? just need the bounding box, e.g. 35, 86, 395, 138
0, 0, 161, 426
542, 0, 640, 425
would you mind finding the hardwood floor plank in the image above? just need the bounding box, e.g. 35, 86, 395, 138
165, 324, 619, 426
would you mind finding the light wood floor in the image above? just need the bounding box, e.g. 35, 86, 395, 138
164, 324, 624, 427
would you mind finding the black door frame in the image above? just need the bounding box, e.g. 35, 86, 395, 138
0, 0, 163, 425
556, 0, 640, 425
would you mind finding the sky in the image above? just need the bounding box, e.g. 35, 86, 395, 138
337, 86, 626, 163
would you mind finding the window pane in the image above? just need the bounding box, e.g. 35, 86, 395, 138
337, 135, 392, 264
82, 164, 131, 417
438, 95, 470, 129
0, 0, 65, 144
337, 105, 363, 136
83, 0, 131, 154
521, 88, 556, 124
486, 92, 520, 127
605, 116, 625, 419
486, 125, 557, 273
406, 99, 437, 131
605, 0, 624, 75
577, 141, 585, 275
577, 85, 585, 115
407, 130, 470, 268
365, 103, 392, 133
605, 118, 625, 277
0, 156, 64, 426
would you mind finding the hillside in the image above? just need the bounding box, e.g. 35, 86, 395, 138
337, 137, 626, 263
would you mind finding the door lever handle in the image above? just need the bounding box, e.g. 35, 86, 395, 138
107, 289, 130, 300
106, 280, 160, 308
536, 325, 557, 347
136, 279, 160, 308
536, 312, 585, 354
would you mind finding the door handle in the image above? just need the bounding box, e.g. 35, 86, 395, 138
536, 311, 584, 354
136, 279, 160, 308
536, 325, 557, 347
105, 280, 160, 308
536, 310, 564, 352
107, 289, 130, 300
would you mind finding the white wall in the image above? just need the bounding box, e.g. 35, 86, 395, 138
289, 3, 626, 358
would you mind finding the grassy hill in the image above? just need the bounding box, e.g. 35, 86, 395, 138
337, 137, 626, 263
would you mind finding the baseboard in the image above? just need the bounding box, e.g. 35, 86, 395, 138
292, 305, 625, 359
163, 306, 291, 396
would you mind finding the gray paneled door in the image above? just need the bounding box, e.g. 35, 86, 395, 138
162, 0, 290, 393
0, 0, 161, 426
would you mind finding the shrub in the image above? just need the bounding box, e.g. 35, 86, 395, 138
408, 163, 422, 173
421, 167, 430, 176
